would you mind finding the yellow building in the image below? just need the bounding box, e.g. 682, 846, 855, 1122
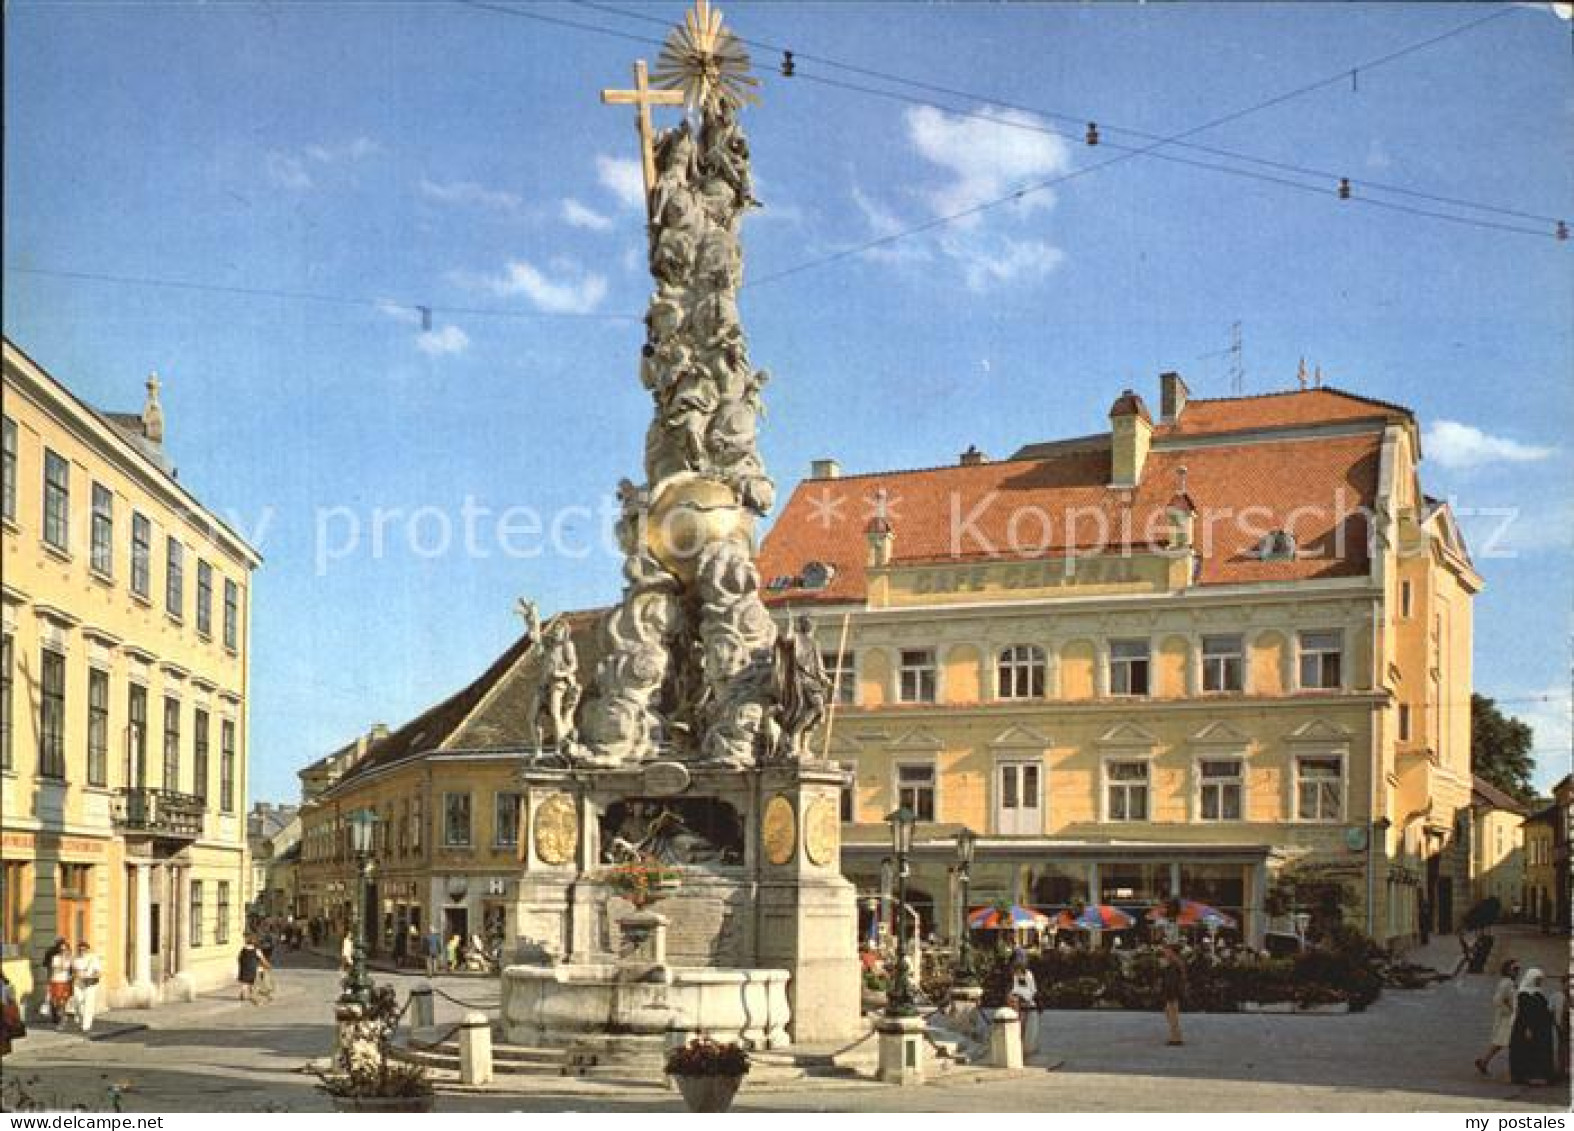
1, 339, 261, 1007
757, 374, 1480, 948
1468, 776, 1526, 913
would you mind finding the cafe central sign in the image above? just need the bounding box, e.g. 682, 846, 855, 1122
876, 551, 1183, 606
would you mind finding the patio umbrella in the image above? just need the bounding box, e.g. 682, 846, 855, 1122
1053, 904, 1135, 931
1146, 899, 1238, 929
967, 904, 1050, 930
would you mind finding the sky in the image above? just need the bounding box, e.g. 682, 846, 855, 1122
4, 1, 1571, 802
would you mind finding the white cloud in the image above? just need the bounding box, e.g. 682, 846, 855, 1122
905, 104, 1072, 223
596, 155, 645, 210
455, 258, 608, 315
419, 178, 524, 213
375, 299, 421, 326
416, 324, 471, 357
305, 137, 381, 164
850, 185, 931, 265
561, 197, 613, 231
950, 234, 1064, 293
1424, 421, 1555, 470
265, 152, 312, 191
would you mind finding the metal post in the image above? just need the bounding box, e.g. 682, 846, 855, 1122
888, 845, 916, 1016
955, 860, 977, 988
340, 854, 372, 1007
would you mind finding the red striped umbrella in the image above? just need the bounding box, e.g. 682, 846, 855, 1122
1053, 904, 1135, 930
1147, 899, 1238, 929
967, 904, 1050, 930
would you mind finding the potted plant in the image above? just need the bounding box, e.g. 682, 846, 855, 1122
600, 856, 684, 909
314, 984, 435, 1112
665, 1037, 750, 1112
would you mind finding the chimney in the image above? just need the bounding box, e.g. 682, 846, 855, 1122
809, 458, 841, 480
865, 488, 895, 567
959, 445, 988, 467
142, 372, 165, 446
1166, 465, 1197, 550
369, 722, 391, 743
1159, 371, 1190, 424
1107, 389, 1153, 488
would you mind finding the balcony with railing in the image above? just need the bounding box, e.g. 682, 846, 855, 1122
112, 787, 204, 840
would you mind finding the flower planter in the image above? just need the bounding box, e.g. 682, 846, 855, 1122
672, 1073, 743, 1113
1239, 1001, 1348, 1015
329, 1093, 435, 1112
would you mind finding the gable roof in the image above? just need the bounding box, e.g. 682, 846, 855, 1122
1471, 774, 1530, 815
1150, 387, 1410, 439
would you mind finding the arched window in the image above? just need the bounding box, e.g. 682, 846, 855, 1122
997, 645, 1046, 700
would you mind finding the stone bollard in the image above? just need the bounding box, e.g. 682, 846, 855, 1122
875, 1014, 926, 1085
458, 1011, 493, 1085
408, 984, 435, 1032
986, 1007, 1022, 1069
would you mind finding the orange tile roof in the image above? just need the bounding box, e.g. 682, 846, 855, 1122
760, 390, 1394, 605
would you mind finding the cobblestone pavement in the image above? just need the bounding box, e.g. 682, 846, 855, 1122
2, 928, 1567, 1112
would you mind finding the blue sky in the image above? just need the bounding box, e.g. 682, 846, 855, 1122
5, 2, 1571, 801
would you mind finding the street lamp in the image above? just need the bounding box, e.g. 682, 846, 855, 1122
884, 806, 917, 1018
954, 827, 978, 989
339, 807, 379, 1007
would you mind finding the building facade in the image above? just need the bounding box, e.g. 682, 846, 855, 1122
1522, 773, 1570, 932
1468, 776, 1526, 914
756, 375, 1480, 949
245, 802, 301, 922
1, 339, 261, 1007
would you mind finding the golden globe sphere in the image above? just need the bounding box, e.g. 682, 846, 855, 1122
644, 472, 755, 581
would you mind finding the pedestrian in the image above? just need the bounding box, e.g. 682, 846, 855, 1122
1509, 967, 1556, 1085
340, 930, 354, 972
445, 933, 461, 972
1548, 975, 1569, 1082
70, 941, 103, 1033
1159, 943, 1188, 1046
237, 935, 270, 1003
45, 938, 74, 1028
0, 971, 26, 1056
424, 926, 442, 977
1008, 953, 1040, 1055
1476, 958, 1521, 1076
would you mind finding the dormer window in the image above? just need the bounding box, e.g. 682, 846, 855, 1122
800, 560, 836, 590
1258, 529, 1297, 561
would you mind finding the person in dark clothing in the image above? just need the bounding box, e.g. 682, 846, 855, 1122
236, 936, 271, 1003
1159, 944, 1188, 1046
1509, 967, 1556, 1085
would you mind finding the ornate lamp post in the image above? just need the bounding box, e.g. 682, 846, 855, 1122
954, 827, 978, 989
884, 806, 917, 1018
338, 807, 379, 1008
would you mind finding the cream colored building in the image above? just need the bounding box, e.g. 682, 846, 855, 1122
1468, 776, 1527, 914
758, 374, 1480, 948
1, 339, 261, 1007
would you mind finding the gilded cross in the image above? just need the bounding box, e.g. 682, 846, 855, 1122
600, 60, 685, 214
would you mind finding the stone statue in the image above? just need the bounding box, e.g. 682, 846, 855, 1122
527, 616, 581, 754
771, 615, 830, 762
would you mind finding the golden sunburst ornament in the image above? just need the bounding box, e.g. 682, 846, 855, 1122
653, 0, 760, 111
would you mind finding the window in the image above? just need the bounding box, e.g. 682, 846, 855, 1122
1298, 630, 1343, 690
1400, 580, 1413, 619
1201, 634, 1244, 693
89, 483, 114, 576
822, 651, 857, 706
131, 513, 152, 598
1, 416, 15, 522
1398, 703, 1412, 742
219, 719, 236, 813
165, 537, 184, 618
223, 579, 239, 650
215, 881, 231, 944
1296, 756, 1344, 821
1, 860, 26, 951
196, 561, 213, 636
412, 795, 424, 853
162, 696, 181, 792
839, 765, 855, 822
494, 792, 522, 848
38, 648, 66, 779
1106, 760, 1150, 821
896, 763, 935, 821
127, 684, 148, 787
1109, 639, 1150, 696
192, 709, 210, 804
398, 799, 409, 856
997, 645, 1046, 700
43, 449, 69, 550
189, 881, 205, 948
898, 649, 936, 703
87, 669, 109, 786
444, 792, 472, 846
0, 634, 12, 771
1198, 759, 1243, 821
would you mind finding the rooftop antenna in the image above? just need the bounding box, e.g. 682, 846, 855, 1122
1196, 320, 1245, 395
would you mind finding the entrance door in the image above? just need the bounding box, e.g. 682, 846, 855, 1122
443, 907, 468, 944
995, 761, 1042, 835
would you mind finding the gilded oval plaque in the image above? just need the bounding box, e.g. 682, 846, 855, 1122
804, 796, 839, 867
762, 794, 796, 866
533, 793, 579, 866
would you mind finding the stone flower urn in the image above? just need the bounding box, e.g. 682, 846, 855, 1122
673, 1073, 743, 1113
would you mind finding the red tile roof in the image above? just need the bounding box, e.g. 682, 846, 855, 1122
760, 389, 1395, 605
